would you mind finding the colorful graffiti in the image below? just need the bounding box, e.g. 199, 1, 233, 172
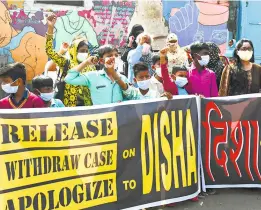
0, 0, 47, 81
0, 0, 135, 81
0, 0, 230, 82
163, 0, 229, 54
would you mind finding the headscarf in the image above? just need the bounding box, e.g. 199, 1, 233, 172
128, 24, 144, 48
68, 38, 88, 66
206, 42, 225, 87
65, 37, 95, 106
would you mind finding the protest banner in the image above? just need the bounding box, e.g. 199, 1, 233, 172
0, 96, 200, 210
201, 94, 261, 189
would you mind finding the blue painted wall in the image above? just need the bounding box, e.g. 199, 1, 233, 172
238, 1, 261, 64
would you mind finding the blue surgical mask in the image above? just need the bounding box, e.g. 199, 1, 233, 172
175, 76, 188, 88
40, 91, 55, 102
137, 79, 150, 90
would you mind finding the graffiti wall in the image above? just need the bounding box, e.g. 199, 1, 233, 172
0, 0, 136, 81
163, 0, 229, 54
0, 0, 229, 81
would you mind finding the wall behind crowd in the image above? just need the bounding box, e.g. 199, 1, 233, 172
0, 0, 230, 78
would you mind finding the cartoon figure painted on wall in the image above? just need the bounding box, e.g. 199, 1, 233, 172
164, 0, 229, 54
0, 1, 47, 81
54, 10, 99, 52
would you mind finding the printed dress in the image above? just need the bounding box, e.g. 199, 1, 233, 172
46, 35, 95, 107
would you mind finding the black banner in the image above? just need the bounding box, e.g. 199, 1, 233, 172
201, 95, 261, 188
0, 96, 199, 210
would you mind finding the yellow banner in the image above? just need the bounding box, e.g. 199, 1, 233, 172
0, 112, 117, 152
0, 143, 117, 191
1, 173, 117, 210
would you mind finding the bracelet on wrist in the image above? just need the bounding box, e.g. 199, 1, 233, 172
46, 32, 54, 36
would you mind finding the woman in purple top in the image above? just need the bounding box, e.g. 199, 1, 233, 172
186, 42, 219, 97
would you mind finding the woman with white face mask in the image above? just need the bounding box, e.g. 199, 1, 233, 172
46, 13, 96, 107
219, 39, 261, 96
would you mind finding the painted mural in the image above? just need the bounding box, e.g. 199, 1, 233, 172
0, 0, 135, 81
162, 0, 229, 54
0, 0, 230, 82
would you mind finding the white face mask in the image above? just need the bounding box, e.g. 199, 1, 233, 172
237, 50, 253, 61
1, 81, 18, 94
155, 67, 162, 77
40, 91, 55, 102
137, 79, 150, 90
175, 76, 188, 88
77, 53, 88, 62
198, 55, 210, 66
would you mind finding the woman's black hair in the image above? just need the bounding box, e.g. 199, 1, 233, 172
77, 40, 88, 51
233, 39, 255, 67
128, 24, 144, 48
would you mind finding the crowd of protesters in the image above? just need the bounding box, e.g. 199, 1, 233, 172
0, 12, 260, 210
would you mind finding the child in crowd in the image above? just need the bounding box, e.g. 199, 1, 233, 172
171, 65, 189, 95
65, 45, 129, 105
0, 63, 45, 109
111, 62, 172, 100
127, 33, 153, 85
159, 49, 198, 206
32, 75, 65, 108
158, 48, 180, 95
150, 54, 164, 95
186, 42, 218, 97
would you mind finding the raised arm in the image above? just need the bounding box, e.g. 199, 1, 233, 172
127, 35, 149, 65
64, 56, 98, 87
46, 14, 67, 67
160, 48, 178, 95
109, 57, 128, 90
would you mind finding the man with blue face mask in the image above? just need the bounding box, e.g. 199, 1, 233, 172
32, 75, 65, 108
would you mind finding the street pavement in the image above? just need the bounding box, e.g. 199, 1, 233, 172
150, 189, 261, 210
